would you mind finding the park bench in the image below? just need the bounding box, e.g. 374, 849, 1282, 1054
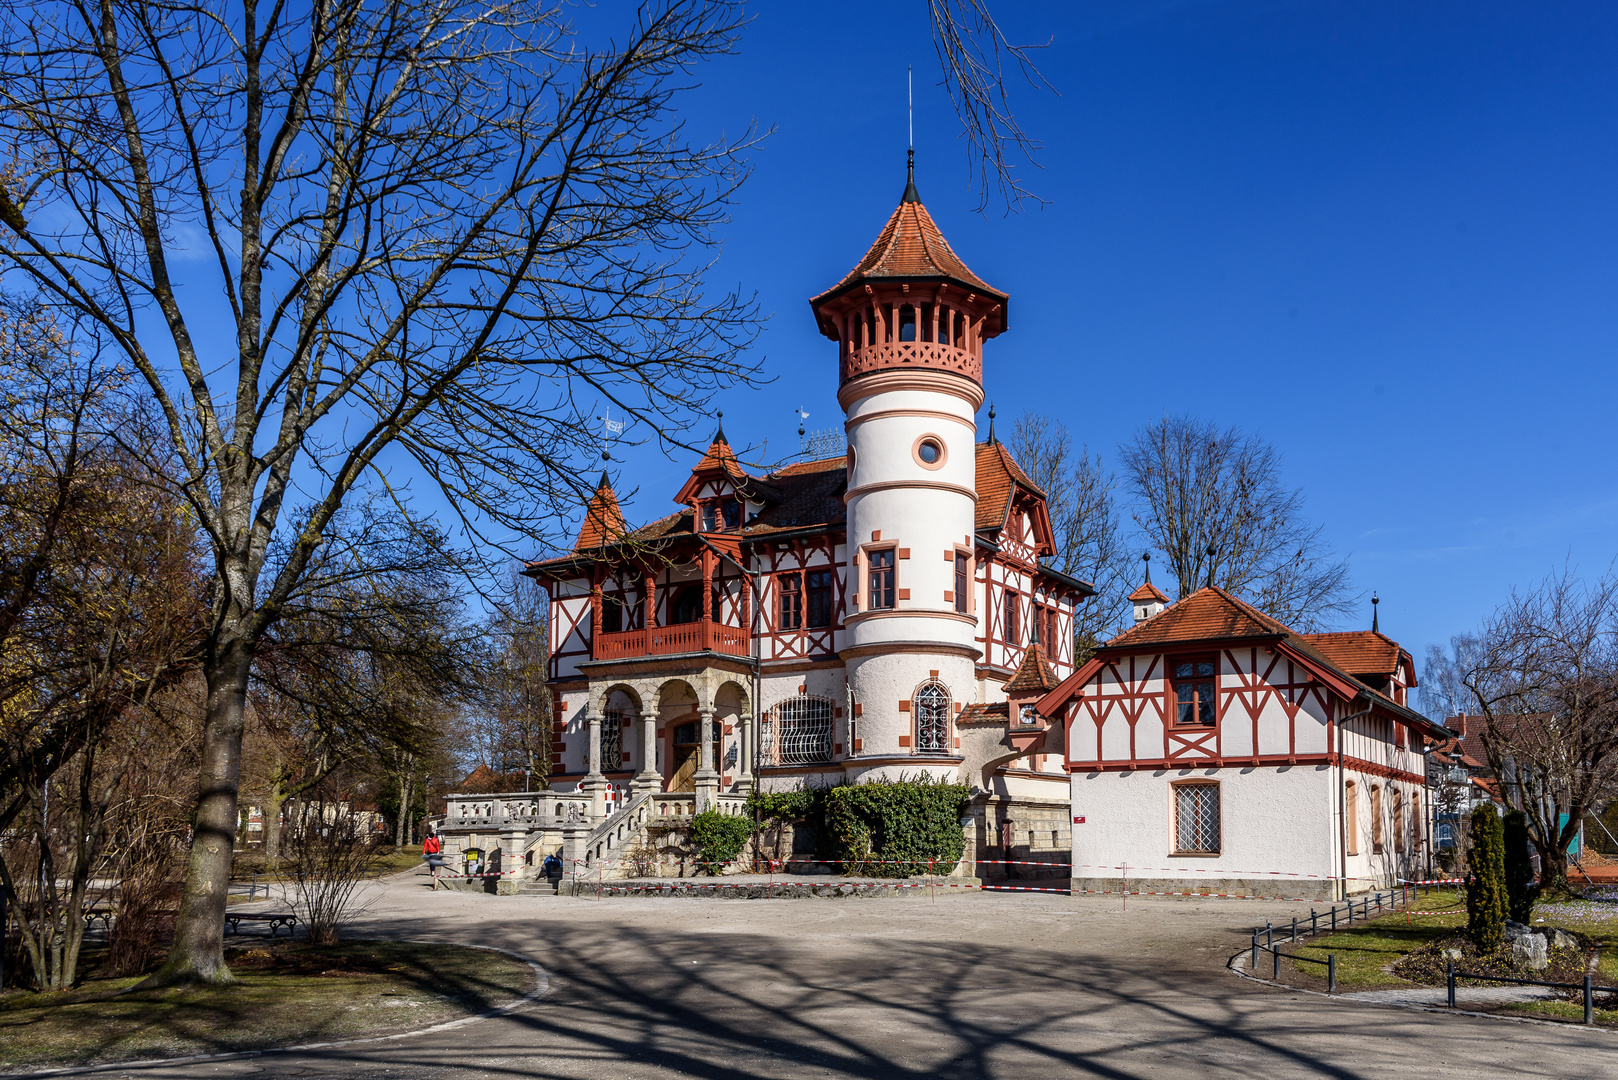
224, 911, 298, 938
82, 905, 115, 932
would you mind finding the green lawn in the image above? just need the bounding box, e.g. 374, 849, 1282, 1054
1283, 888, 1468, 989
0, 940, 532, 1071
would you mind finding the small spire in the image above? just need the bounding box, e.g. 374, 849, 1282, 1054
902, 67, 919, 204
986, 402, 997, 445
901, 149, 919, 204
1372, 592, 1380, 633
1142, 551, 1151, 584
596, 469, 611, 491
711, 408, 727, 445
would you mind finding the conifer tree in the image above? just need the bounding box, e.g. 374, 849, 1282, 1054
1466, 806, 1508, 953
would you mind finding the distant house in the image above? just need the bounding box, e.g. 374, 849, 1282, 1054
1430, 714, 1583, 857
1037, 585, 1450, 900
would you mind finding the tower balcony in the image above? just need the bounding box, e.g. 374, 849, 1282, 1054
593, 619, 750, 661
842, 340, 981, 384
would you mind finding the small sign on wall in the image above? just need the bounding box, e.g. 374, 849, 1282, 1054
1073, 816, 1085, 824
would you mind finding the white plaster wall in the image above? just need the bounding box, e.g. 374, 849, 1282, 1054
845, 649, 974, 760
1069, 766, 1338, 884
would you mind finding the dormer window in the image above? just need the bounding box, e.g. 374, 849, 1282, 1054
700, 497, 741, 532
1172, 656, 1217, 727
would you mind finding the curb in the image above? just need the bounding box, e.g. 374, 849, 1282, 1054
1, 941, 550, 1079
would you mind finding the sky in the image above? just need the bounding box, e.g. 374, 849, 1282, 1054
592, 0, 1618, 690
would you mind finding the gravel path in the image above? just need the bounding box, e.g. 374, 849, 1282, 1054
47, 866, 1618, 1080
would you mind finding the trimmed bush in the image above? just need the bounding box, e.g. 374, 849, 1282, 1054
1502, 810, 1540, 924
823, 776, 970, 878
1466, 806, 1508, 953
689, 810, 752, 873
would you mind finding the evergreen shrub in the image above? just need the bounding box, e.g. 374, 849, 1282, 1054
1502, 810, 1540, 924
689, 810, 752, 873
823, 776, 970, 878
1466, 806, 1508, 953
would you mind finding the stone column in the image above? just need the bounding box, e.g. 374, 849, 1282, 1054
580, 707, 608, 819
632, 709, 662, 794
693, 705, 719, 810
733, 712, 754, 794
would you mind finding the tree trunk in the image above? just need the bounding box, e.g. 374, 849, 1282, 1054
394, 759, 413, 851
146, 638, 253, 985
1539, 843, 1570, 893
263, 775, 285, 868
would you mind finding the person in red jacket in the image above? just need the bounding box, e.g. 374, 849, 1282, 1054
422, 831, 445, 877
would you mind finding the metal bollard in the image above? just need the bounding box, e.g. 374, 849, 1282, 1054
1347, 899, 1354, 925
1311, 908, 1318, 935
1273, 942, 1281, 979
1332, 905, 1338, 932
1587, 975, 1595, 1025
1266, 921, 1273, 947
1447, 962, 1456, 1008
1291, 917, 1298, 944
1252, 930, 1260, 970
1328, 953, 1337, 994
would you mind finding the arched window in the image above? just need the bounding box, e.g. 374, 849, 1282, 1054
898, 304, 917, 342
914, 681, 952, 755
1345, 781, 1359, 856
767, 695, 834, 765
601, 710, 624, 771
1370, 785, 1384, 854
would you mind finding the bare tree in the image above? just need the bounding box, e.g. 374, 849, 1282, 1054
1118, 416, 1354, 630
929, 1, 1056, 212
1459, 568, 1618, 890
1006, 412, 1130, 653
1, 0, 767, 983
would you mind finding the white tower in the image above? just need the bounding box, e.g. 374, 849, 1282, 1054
809, 162, 1009, 780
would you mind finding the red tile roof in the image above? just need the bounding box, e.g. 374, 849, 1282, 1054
1300, 630, 1416, 686
957, 701, 1011, 725
1005, 643, 1061, 694
812, 197, 1003, 307
1127, 581, 1169, 604
975, 441, 1043, 533
573, 475, 628, 550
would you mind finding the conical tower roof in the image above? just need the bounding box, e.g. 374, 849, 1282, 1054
812, 194, 1005, 311
573, 471, 627, 551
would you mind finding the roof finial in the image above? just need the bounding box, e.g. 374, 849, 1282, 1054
901, 67, 920, 204
712, 408, 727, 445
596, 468, 611, 491
1372, 591, 1380, 633
1205, 544, 1217, 589
1142, 551, 1151, 584
986, 402, 997, 445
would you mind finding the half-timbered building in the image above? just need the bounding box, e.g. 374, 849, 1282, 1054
1034, 585, 1446, 899
434, 167, 1092, 876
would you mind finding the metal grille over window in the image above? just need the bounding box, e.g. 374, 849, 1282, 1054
1175, 784, 1220, 854
770, 695, 833, 765
600, 710, 624, 770
915, 681, 951, 755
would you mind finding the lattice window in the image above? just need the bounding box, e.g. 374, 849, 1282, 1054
915, 681, 952, 756
1174, 783, 1220, 854
600, 710, 623, 770
770, 695, 833, 765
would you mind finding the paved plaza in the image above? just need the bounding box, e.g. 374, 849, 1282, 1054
68, 869, 1616, 1080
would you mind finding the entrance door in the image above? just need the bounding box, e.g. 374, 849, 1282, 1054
671, 721, 700, 792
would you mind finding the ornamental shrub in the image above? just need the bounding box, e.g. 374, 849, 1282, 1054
1466, 806, 1508, 953
823, 776, 970, 878
689, 810, 752, 874
1502, 810, 1540, 924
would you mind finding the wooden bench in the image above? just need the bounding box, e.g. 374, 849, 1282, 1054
224, 911, 298, 938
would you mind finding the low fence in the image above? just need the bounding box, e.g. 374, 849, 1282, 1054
1446, 962, 1601, 1024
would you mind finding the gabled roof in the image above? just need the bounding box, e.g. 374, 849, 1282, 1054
810, 195, 1005, 314
975, 441, 1048, 537
1128, 581, 1170, 604
1034, 586, 1450, 740
1005, 643, 1061, 694
1301, 631, 1418, 688
573, 473, 628, 550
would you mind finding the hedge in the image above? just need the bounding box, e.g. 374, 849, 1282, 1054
823, 776, 970, 878
690, 810, 752, 873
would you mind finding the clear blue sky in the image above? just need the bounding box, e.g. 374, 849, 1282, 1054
597, 1, 1618, 690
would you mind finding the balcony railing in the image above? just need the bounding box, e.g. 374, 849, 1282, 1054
594, 619, 750, 660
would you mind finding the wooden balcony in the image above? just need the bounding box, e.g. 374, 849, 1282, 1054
594, 619, 750, 661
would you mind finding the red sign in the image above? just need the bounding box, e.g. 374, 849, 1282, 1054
1073, 816, 1085, 824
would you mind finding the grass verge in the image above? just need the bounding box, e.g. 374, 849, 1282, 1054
1280, 888, 1468, 990
0, 939, 533, 1072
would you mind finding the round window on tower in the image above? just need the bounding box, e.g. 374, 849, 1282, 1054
912, 434, 947, 471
